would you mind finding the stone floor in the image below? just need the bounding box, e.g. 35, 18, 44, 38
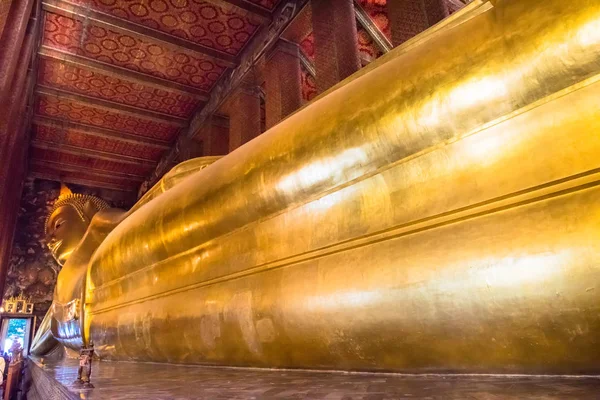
26, 357, 600, 400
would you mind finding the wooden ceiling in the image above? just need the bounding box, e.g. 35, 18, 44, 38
29, 0, 283, 193
28, 0, 462, 195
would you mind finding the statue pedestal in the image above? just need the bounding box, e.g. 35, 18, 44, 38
25, 357, 600, 399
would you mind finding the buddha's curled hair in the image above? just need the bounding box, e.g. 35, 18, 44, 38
45, 193, 110, 234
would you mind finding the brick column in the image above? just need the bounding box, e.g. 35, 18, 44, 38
264, 40, 303, 130
387, 0, 449, 46
228, 86, 261, 152
195, 115, 230, 156
311, 0, 361, 93
177, 138, 204, 162
424, 0, 450, 26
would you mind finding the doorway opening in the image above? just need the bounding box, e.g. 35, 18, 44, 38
0, 318, 32, 357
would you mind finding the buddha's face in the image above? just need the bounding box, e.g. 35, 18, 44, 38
46, 205, 89, 266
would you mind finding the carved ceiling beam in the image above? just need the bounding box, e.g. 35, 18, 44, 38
38, 46, 210, 101
30, 159, 145, 182
214, 0, 273, 22
36, 86, 187, 125
31, 139, 158, 165
30, 145, 155, 177
42, 0, 237, 67
353, 0, 392, 54
29, 171, 136, 192
33, 116, 170, 148
142, 0, 309, 194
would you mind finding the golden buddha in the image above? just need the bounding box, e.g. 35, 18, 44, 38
33, 185, 116, 354
33, 0, 600, 374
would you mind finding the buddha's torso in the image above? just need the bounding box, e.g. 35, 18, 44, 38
51, 209, 126, 351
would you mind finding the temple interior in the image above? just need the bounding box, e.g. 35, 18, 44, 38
1, 0, 600, 398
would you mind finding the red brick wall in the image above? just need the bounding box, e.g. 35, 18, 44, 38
228, 88, 261, 151
265, 46, 302, 129
424, 0, 450, 26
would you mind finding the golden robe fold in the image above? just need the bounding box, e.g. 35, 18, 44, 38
69, 0, 600, 373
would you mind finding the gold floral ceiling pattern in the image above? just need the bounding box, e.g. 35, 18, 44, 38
30, 0, 455, 194
38, 58, 201, 117
67, 0, 264, 55
31, 0, 280, 192
43, 12, 229, 90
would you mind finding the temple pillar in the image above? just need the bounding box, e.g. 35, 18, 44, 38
177, 138, 204, 162
0, 0, 37, 298
424, 0, 451, 26
195, 115, 230, 156
387, 0, 449, 46
0, 101, 31, 300
0, 0, 35, 99
228, 85, 261, 152
264, 40, 303, 130
311, 0, 361, 93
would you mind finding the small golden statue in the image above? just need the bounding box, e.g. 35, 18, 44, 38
74, 342, 94, 389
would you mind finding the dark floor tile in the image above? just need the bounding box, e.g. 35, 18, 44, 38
25, 357, 600, 400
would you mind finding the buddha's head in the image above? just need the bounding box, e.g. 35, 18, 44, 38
45, 185, 110, 266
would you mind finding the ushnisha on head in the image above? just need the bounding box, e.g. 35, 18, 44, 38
45, 184, 109, 266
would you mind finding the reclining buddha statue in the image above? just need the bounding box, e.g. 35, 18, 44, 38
32, 0, 600, 374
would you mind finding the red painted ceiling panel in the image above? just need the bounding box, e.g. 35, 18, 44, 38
36, 94, 180, 141
69, 0, 262, 56
32, 124, 165, 161
30, 147, 154, 176
38, 58, 201, 118
43, 12, 228, 90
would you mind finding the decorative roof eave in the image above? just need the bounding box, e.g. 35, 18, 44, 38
33, 115, 171, 148
30, 139, 158, 165
30, 170, 137, 192
36, 85, 188, 125
30, 159, 146, 183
